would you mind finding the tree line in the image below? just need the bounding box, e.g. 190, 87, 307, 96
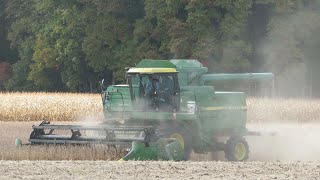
0, 0, 320, 97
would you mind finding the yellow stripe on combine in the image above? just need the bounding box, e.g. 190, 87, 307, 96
127, 68, 177, 74
202, 106, 247, 111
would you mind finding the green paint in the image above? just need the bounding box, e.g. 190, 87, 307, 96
123, 139, 183, 161
104, 59, 273, 160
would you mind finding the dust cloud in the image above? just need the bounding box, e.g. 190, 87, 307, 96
261, 4, 320, 97
247, 122, 320, 162
76, 115, 105, 126
245, 4, 320, 162
192, 122, 320, 162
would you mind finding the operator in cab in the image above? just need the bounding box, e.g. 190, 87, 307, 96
145, 75, 160, 96
160, 75, 174, 104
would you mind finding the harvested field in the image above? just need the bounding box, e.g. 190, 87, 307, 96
1, 161, 320, 180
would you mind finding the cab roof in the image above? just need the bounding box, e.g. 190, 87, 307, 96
127, 68, 177, 74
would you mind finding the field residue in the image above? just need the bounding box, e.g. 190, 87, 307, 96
0, 161, 320, 180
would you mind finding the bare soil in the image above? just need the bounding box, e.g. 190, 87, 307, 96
0, 161, 320, 180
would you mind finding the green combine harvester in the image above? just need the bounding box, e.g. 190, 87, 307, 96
28, 59, 274, 161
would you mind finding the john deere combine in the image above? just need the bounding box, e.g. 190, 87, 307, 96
28, 59, 273, 161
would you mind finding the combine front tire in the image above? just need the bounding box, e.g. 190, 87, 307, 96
156, 122, 192, 160
224, 136, 249, 161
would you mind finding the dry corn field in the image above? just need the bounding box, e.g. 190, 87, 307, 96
0, 92, 104, 122
1, 92, 320, 179
1, 92, 320, 122
247, 97, 320, 123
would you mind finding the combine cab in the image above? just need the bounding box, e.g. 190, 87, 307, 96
28, 59, 274, 161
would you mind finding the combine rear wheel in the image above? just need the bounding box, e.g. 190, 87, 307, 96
156, 121, 192, 160
224, 136, 249, 161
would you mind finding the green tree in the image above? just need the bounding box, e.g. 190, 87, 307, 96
0, 0, 17, 64
82, 0, 144, 82
134, 0, 254, 73
4, 0, 39, 91
29, 0, 92, 91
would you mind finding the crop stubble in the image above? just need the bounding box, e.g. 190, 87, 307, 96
1, 161, 320, 180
